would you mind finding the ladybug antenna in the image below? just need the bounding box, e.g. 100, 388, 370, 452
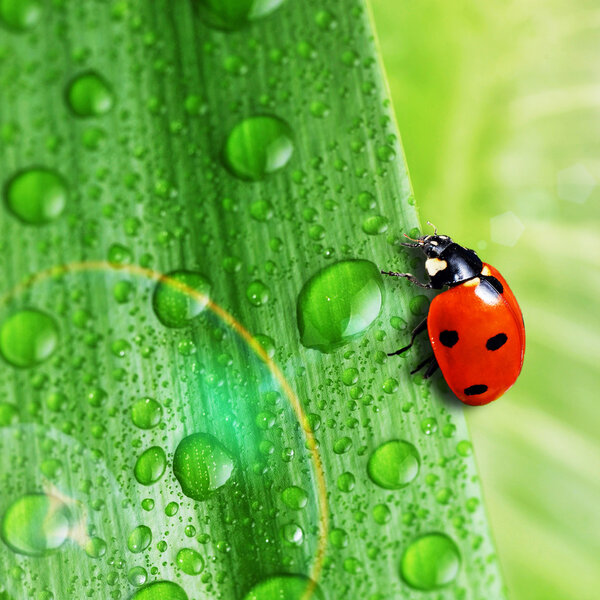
427, 221, 438, 235
401, 232, 423, 248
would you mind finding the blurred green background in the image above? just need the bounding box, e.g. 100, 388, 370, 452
370, 1, 600, 599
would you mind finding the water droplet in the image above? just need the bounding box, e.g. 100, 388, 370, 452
242, 575, 324, 600
176, 547, 205, 575
152, 270, 211, 328
333, 436, 352, 454
196, 0, 286, 31
362, 215, 389, 235
223, 115, 293, 181
330, 527, 348, 548
341, 367, 359, 386
282, 523, 304, 545
382, 377, 398, 394
1, 494, 70, 556
367, 440, 420, 489
0, 309, 59, 368
173, 433, 234, 501
127, 566, 147, 587
127, 525, 152, 553
246, 280, 270, 306
420, 417, 438, 435
400, 533, 461, 590
0, 402, 18, 425
281, 486, 308, 510
129, 581, 188, 600
4, 168, 67, 225
131, 398, 162, 429
134, 446, 167, 486
84, 536, 106, 558
65, 71, 114, 118
0, 0, 41, 31
337, 472, 355, 492
373, 503, 392, 525
297, 259, 384, 353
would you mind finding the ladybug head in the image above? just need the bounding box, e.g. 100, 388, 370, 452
401, 233, 454, 257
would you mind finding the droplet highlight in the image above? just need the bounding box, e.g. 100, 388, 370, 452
196, 0, 286, 31
65, 71, 114, 118
367, 440, 420, 489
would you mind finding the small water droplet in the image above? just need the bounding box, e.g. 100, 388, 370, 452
4, 168, 68, 224
400, 532, 461, 590
0, 0, 41, 31
65, 71, 114, 118
127, 525, 152, 554
131, 397, 162, 429
367, 440, 420, 489
242, 575, 324, 600
297, 259, 384, 353
173, 433, 234, 501
152, 270, 211, 328
134, 446, 167, 486
362, 214, 389, 235
246, 280, 270, 306
223, 115, 293, 181
176, 547, 205, 575
281, 485, 308, 510
0, 309, 59, 368
1, 494, 71, 556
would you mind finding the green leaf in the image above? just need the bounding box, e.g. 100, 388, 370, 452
0, 1, 505, 599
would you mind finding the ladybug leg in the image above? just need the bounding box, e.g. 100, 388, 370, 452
423, 358, 439, 379
387, 317, 427, 356
410, 354, 434, 375
380, 270, 432, 289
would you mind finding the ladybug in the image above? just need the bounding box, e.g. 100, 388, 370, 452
381, 224, 525, 406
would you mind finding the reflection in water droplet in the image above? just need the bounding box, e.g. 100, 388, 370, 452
297, 260, 384, 353
129, 581, 188, 600
243, 575, 324, 600
196, 0, 286, 31
0, 309, 59, 368
173, 433, 234, 501
281, 485, 308, 510
400, 532, 461, 590
223, 115, 293, 181
65, 71, 114, 118
1, 493, 71, 556
4, 168, 68, 224
131, 398, 162, 429
152, 270, 211, 328
367, 440, 420, 490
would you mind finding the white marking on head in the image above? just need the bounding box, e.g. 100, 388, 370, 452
464, 277, 480, 287
430, 240, 438, 246
481, 265, 492, 276
425, 258, 448, 276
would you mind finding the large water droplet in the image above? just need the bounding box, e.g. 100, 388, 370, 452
0, 309, 59, 368
152, 270, 211, 328
367, 440, 420, 489
196, 0, 286, 31
297, 260, 384, 353
0, 0, 41, 31
4, 168, 67, 224
65, 71, 114, 118
173, 433, 234, 501
129, 581, 188, 600
1, 494, 71, 556
134, 446, 167, 486
400, 533, 461, 590
242, 575, 324, 600
223, 115, 293, 181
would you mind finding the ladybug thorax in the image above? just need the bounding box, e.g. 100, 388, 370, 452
418, 235, 483, 289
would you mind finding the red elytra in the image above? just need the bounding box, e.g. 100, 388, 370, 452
427, 264, 525, 405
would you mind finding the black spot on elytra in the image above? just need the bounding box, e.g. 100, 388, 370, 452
485, 276, 504, 294
464, 384, 488, 396
439, 330, 459, 348
486, 333, 508, 351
